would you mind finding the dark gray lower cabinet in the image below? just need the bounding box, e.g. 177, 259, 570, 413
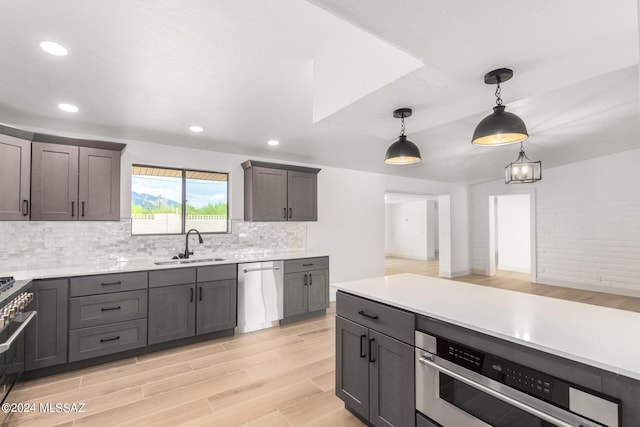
196, 279, 237, 335
149, 278, 237, 345
148, 284, 196, 345
336, 316, 415, 427
68, 319, 147, 362
369, 329, 415, 426
25, 279, 68, 371
283, 269, 329, 318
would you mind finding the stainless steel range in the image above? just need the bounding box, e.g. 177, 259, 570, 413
0, 276, 35, 418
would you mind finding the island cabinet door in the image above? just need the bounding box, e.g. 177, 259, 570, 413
369, 330, 415, 427
196, 279, 237, 335
336, 316, 370, 421
148, 284, 195, 345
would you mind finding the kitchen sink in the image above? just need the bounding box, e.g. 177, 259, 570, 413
154, 258, 225, 266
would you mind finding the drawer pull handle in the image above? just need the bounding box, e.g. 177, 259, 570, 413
358, 310, 379, 320
101, 306, 121, 312
302, 263, 313, 267
101, 281, 122, 286
100, 336, 120, 343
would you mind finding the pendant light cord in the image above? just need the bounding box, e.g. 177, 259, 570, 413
400, 115, 406, 136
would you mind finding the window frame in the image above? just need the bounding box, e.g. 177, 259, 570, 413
131, 163, 230, 236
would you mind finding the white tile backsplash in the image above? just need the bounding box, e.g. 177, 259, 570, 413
0, 219, 306, 272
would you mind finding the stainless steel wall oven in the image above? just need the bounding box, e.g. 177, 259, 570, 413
415, 331, 620, 427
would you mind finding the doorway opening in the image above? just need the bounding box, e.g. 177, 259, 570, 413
384, 192, 449, 278
488, 192, 536, 282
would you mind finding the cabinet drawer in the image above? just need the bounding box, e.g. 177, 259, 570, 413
197, 264, 236, 282
284, 257, 329, 274
149, 268, 196, 288
69, 290, 147, 329
68, 318, 147, 362
337, 292, 415, 345
70, 272, 147, 297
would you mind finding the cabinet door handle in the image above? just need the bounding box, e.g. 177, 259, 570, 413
81, 201, 85, 217
359, 334, 367, 358
101, 281, 122, 287
22, 200, 29, 216
71, 201, 75, 217
368, 338, 376, 363
100, 336, 120, 343
190, 287, 194, 302
283, 208, 287, 219
302, 263, 313, 267
304, 274, 308, 286
101, 306, 121, 312
358, 310, 379, 321
289, 207, 292, 219
199, 287, 202, 301
309, 273, 312, 285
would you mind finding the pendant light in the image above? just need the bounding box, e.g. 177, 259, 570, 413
472, 68, 528, 146
385, 108, 421, 165
505, 142, 541, 184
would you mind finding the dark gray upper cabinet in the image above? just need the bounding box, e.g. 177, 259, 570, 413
242, 160, 320, 222
287, 170, 317, 221
0, 134, 31, 220
31, 140, 121, 221
31, 142, 79, 221
25, 279, 69, 371
78, 147, 120, 221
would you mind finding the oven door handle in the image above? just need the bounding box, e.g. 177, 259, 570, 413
0, 311, 37, 354
418, 355, 576, 427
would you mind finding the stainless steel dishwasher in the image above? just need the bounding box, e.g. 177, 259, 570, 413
237, 261, 283, 333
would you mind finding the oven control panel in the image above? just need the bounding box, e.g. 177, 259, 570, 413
437, 337, 570, 408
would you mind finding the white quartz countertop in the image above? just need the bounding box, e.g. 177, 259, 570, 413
1, 251, 328, 281
332, 273, 640, 381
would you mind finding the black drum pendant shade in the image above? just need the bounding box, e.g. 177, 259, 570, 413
385, 108, 421, 165
472, 68, 528, 146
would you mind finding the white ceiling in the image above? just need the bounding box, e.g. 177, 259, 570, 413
1, 0, 639, 185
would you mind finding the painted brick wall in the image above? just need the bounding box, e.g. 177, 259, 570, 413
471, 148, 640, 295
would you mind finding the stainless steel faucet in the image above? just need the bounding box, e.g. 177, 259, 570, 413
183, 228, 203, 259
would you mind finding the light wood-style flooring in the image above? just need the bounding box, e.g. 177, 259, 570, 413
385, 256, 640, 313
8, 258, 640, 427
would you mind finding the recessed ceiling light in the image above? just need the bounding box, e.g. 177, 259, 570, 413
189, 125, 204, 133
58, 103, 79, 113
40, 41, 68, 56
268, 140, 280, 146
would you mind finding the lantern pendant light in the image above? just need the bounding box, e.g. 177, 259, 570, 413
385, 108, 421, 165
505, 142, 542, 184
472, 68, 528, 146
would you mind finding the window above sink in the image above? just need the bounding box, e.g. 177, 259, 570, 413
131, 165, 229, 235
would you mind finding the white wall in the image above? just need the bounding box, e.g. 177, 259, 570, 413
497, 194, 531, 273
471, 147, 640, 296
386, 200, 428, 260
427, 200, 437, 260
120, 140, 472, 292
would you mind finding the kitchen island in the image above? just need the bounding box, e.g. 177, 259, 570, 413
333, 273, 640, 427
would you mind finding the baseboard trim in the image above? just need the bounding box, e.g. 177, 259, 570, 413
498, 265, 531, 274
385, 253, 429, 261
